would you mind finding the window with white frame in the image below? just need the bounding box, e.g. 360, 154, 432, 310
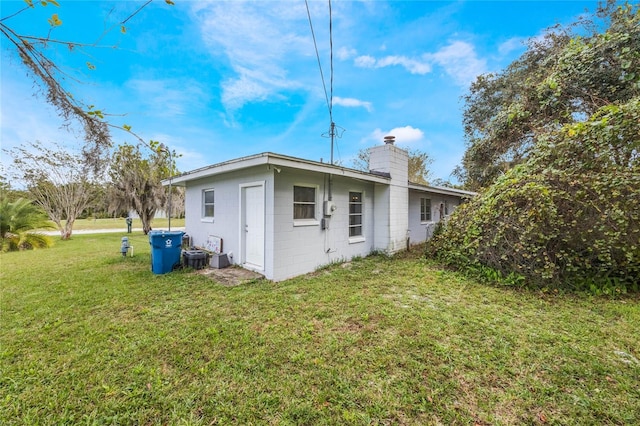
293, 186, 316, 220
349, 191, 363, 237
438, 201, 450, 219
202, 189, 215, 218
420, 198, 431, 222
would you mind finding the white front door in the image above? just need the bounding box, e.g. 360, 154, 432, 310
241, 184, 265, 269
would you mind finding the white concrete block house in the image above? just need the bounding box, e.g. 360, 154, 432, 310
168, 141, 475, 281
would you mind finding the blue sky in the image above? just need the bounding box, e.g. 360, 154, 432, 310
1, 0, 600, 182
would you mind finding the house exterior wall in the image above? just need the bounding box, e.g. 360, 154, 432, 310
183, 166, 275, 279
407, 189, 464, 244
271, 169, 375, 281
178, 151, 474, 282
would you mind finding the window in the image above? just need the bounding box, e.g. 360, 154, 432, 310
438, 201, 451, 219
349, 192, 363, 237
203, 189, 215, 218
293, 186, 316, 220
420, 198, 431, 222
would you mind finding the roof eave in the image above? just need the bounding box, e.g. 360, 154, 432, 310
163, 152, 391, 186
408, 182, 477, 197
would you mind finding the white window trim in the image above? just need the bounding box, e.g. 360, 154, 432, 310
294, 219, 320, 227
293, 184, 320, 227
348, 190, 365, 242
202, 188, 215, 223
420, 197, 432, 223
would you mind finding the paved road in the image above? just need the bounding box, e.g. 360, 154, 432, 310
42, 227, 186, 236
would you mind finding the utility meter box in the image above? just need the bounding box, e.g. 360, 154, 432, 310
323, 200, 337, 216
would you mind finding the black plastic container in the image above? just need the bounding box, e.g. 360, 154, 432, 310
182, 250, 208, 270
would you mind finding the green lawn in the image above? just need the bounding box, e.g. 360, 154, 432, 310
43, 217, 186, 232
1, 235, 638, 425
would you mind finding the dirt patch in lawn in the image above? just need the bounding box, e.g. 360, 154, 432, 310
196, 266, 264, 286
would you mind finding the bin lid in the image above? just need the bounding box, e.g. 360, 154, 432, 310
149, 230, 184, 237
149, 230, 184, 243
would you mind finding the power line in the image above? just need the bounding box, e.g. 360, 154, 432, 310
306, 0, 344, 165
328, 0, 333, 121
305, 0, 331, 119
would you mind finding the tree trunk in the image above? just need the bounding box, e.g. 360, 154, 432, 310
52, 218, 70, 240
60, 219, 74, 240
139, 208, 155, 235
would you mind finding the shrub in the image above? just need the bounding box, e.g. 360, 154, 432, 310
427, 99, 640, 292
0, 198, 54, 252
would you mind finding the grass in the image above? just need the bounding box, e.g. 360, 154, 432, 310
40, 217, 186, 232
1, 235, 639, 425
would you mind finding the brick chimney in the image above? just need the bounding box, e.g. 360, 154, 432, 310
369, 136, 409, 254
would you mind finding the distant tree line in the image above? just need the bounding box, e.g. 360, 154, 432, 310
2, 141, 184, 243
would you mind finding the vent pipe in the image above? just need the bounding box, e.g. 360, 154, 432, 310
384, 135, 395, 145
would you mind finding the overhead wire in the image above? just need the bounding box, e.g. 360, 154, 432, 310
305, 0, 331, 120
328, 0, 333, 122
306, 0, 343, 165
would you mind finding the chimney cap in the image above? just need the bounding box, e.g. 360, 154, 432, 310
383, 135, 395, 145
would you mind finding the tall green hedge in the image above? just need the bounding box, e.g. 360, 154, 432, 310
427, 99, 640, 292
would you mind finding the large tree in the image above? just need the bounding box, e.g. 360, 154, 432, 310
108, 143, 174, 234
458, 1, 640, 190
428, 98, 640, 290
428, 2, 640, 291
9, 142, 98, 240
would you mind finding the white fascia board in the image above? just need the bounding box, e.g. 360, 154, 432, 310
267, 154, 390, 184
164, 153, 271, 186
164, 152, 391, 186
408, 183, 477, 198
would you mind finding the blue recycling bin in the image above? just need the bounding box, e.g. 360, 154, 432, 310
149, 230, 184, 274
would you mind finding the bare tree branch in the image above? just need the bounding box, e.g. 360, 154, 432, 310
0, 0, 174, 170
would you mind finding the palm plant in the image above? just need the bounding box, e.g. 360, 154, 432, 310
0, 198, 53, 252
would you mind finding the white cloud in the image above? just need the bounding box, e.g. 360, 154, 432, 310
337, 46, 357, 60
0, 69, 83, 156
354, 55, 375, 68
221, 73, 274, 110
498, 37, 526, 56
426, 41, 487, 87
354, 54, 432, 75
191, 1, 317, 111
353, 39, 487, 87
126, 77, 209, 117
146, 131, 210, 172
333, 96, 372, 112
367, 126, 425, 145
